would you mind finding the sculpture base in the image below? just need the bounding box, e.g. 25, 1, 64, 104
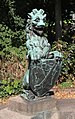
8, 95, 57, 115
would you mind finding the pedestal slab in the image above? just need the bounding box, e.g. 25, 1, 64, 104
8, 95, 57, 115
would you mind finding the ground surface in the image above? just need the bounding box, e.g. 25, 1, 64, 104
0, 95, 75, 119
53, 86, 75, 99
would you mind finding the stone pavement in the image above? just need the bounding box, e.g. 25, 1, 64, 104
57, 99, 75, 119
0, 107, 59, 119
0, 108, 33, 119
0, 96, 75, 119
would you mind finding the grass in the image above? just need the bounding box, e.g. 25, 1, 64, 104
58, 80, 74, 89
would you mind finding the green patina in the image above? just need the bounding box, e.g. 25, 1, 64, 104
21, 9, 62, 100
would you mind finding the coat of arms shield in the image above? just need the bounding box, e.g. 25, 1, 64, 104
29, 58, 62, 97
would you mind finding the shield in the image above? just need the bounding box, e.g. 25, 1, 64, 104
29, 58, 62, 97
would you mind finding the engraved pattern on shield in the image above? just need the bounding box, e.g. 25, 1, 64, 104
29, 59, 62, 96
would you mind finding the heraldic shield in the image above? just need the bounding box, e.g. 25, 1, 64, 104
29, 58, 62, 97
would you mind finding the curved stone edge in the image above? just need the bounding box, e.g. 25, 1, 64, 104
0, 103, 8, 110
0, 95, 75, 119
8, 95, 57, 115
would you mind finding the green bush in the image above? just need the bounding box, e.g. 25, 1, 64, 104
62, 19, 75, 43
58, 80, 73, 89
51, 40, 75, 82
0, 0, 27, 98
0, 79, 23, 98
0, 24, 12, 58
0, 23, 26, 61
0, 0, 26, 61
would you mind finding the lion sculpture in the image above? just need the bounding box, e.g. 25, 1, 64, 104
21, 9, 62, 100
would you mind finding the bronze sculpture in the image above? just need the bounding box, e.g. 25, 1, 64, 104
21, 9, 62, 100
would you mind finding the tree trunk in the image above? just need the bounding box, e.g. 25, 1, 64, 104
55, 0, 62, 40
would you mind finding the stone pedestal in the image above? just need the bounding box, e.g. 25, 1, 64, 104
0, 103, 8, 110
57, 99, 75, 119
8, 95, 57, 116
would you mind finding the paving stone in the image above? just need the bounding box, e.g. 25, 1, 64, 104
0, 108, 33, 119
57, 99, 75, 119
57, 99, 75, 112
8, 95, 57, 115
45, 108, 60, 119
60, 112, 75, 119
0, 103, 8, 110
50, 112, 59, 119
31, 113, 44, 119
31, 108, 60, 119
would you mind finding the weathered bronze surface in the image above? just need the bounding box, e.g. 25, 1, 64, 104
30, 58, 62, 96
21, 9, 62, 100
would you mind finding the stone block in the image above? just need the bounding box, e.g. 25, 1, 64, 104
57, 99, 75, 119
0, 103, 8, 110
31, 108, 60, 119
57, 99, 75, 112
8, 95, 57, 115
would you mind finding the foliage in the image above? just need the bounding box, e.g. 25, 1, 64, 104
0, 23, 26, 61
5, 0, 25, 31
0, 0, 26, 61
0, 0, 27, 98
62, 19, 75, 43
51, 39, 75, 83
0, 56, 26, 98
0, 24, 12, 59
58, 80, 74, 89
0, 79, 23, 98
0, 57, 25, 80
51, 18, 75, 85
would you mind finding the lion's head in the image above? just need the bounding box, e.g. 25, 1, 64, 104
26, 9, 46, 35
